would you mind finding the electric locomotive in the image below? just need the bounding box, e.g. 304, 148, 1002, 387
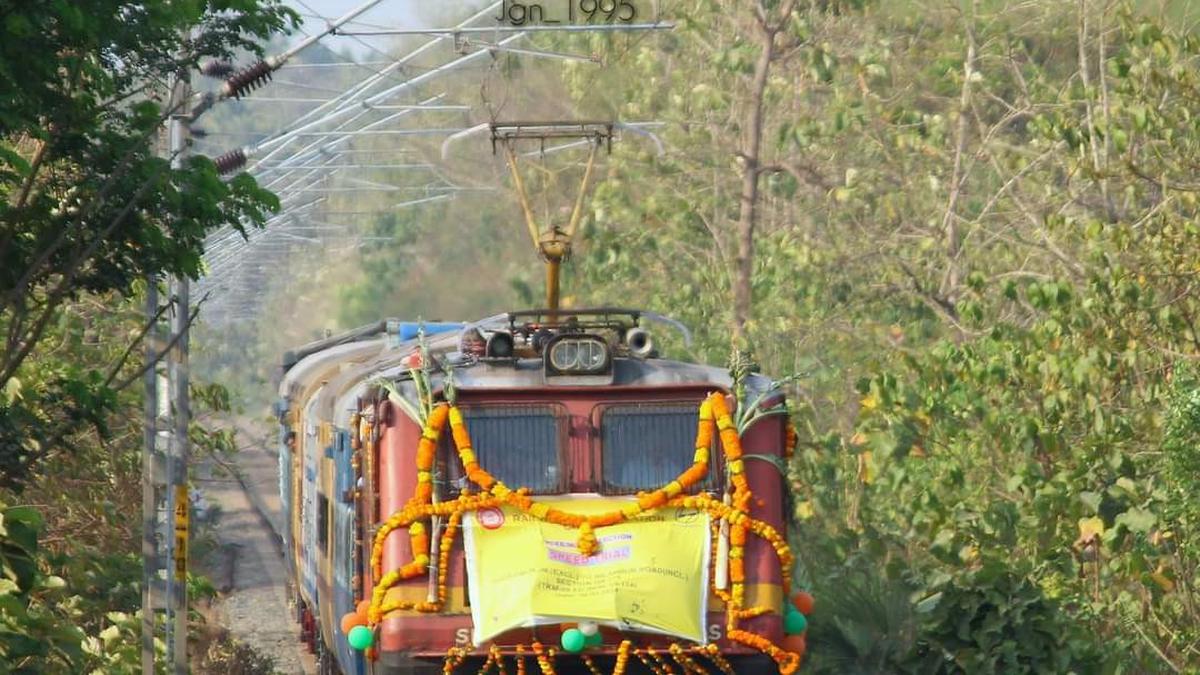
276, 308, 802, 674
276, 121, 806, 674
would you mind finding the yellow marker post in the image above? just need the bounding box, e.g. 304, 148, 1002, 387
173, 485, 189, 582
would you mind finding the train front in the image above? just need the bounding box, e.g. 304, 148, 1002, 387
358, 310, 806, 674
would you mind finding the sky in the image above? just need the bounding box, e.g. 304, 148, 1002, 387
286, 0, 420, 57
286, 0, 493, 58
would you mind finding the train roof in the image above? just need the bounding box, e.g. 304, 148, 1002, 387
281, 308, 778, 428
378, 357, 753, 391
277, 337, 386, 401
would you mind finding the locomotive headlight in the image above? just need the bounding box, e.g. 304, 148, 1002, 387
546, 335, 610, 375
549, 341, 578, 371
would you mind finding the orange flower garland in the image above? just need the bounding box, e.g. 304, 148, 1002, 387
634, 651, 666, 675
365, 392, 804, 674
490, 644, 509, 675
667, 643, 702, 673
440, 639, 787, 675
648, 646, 675, 674
367, 492, 501, 623
531, 641, 556, 675
614, 640, 632, 674
477, 648, 496, 674
785, 420, 798, 459
580, 654, 605, 675
694, 645, 736, 675
446, 398, 717, 555
442, 646, 468, 674
515, 644, 527, 675
370, 403, 450, 580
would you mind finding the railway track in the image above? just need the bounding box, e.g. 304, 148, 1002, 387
198, 417, 315, 675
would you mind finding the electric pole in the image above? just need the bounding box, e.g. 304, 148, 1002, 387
143, 53, 192, 675
167, 93, 192, 672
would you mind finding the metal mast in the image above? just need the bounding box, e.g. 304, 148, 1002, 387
142, 49, 193, 674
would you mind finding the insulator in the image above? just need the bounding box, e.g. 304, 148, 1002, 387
223, 60, 273, 100
188, 127, 208, 138
200, 59, 235, 78
213, 148, 247, 175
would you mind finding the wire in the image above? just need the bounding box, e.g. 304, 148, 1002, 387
296, 11, 394, 31
292, 0, 410, 83
264, 79, 357, 95
202, 2, 675, 320
276, 61, 394, 70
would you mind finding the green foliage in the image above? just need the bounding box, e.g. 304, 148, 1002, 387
0, 503, 81, 671
0, 500, 165, 673
0, 0, 295, 487
533, 0, 1200, 670
905, 562, 1106, 674
0, 34, 285, 666
804, 568, 919, 673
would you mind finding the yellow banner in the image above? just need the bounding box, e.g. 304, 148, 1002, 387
463, 498, 710, 645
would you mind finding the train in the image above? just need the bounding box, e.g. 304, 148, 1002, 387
276, 307, 806, 674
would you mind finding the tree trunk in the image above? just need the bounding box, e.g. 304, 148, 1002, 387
732, 20, 779, 345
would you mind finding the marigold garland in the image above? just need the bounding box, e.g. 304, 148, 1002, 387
694, 645, 736, 675
442, 646, 468, 674
667, 643, 702, 674
515, 644, 527, 675
634, 650, 666, 675
646, 646, 675, 675
370, 403, 450, 581
580, 654, 605, 675
445, 399, 716, 555
491, 644, 509, 675
531, 641, 556, 675
614, 640, 632, 674
365, 392, 804, 674
441, 640, 762, 675
477, 649, 496, 674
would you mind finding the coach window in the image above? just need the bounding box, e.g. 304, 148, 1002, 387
317, 493, 330, 553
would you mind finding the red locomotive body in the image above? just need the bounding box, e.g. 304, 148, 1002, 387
279, 310, 800, 674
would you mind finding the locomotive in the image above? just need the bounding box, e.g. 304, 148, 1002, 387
276, 308, 804, 674
275, 121, 806, 674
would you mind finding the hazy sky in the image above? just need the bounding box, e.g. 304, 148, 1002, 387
287, 1, 494, 57
292, 0, 420, 32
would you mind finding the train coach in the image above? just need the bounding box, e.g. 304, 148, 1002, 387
275, 308, 809, 674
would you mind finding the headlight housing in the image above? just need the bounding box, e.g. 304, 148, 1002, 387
544, 334, 611, 376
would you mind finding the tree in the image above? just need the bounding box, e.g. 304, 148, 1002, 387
0, 0, 296, 487
548, 0, 1200, 669
733, 0, 801, 343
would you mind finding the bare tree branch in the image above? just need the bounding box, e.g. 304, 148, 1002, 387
113, 292, 208, 393
102, 294, 173, 389
939, 2, 978, 302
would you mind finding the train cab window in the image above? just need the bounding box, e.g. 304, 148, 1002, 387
444, 404, 566, 495
600, 402, 719, 495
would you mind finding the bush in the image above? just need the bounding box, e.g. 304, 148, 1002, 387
195, 628, 278, 675
902, 562, 1108, 674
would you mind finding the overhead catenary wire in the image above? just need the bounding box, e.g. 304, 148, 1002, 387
335, 22, 676, 36
292, 0, 413, 81
197, 4, 679, 326
236, 2, 504, 173
256, 93, 450, 186
275, 60, 395, 70
215, 33, 525, 175
191, 0, 386, 117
